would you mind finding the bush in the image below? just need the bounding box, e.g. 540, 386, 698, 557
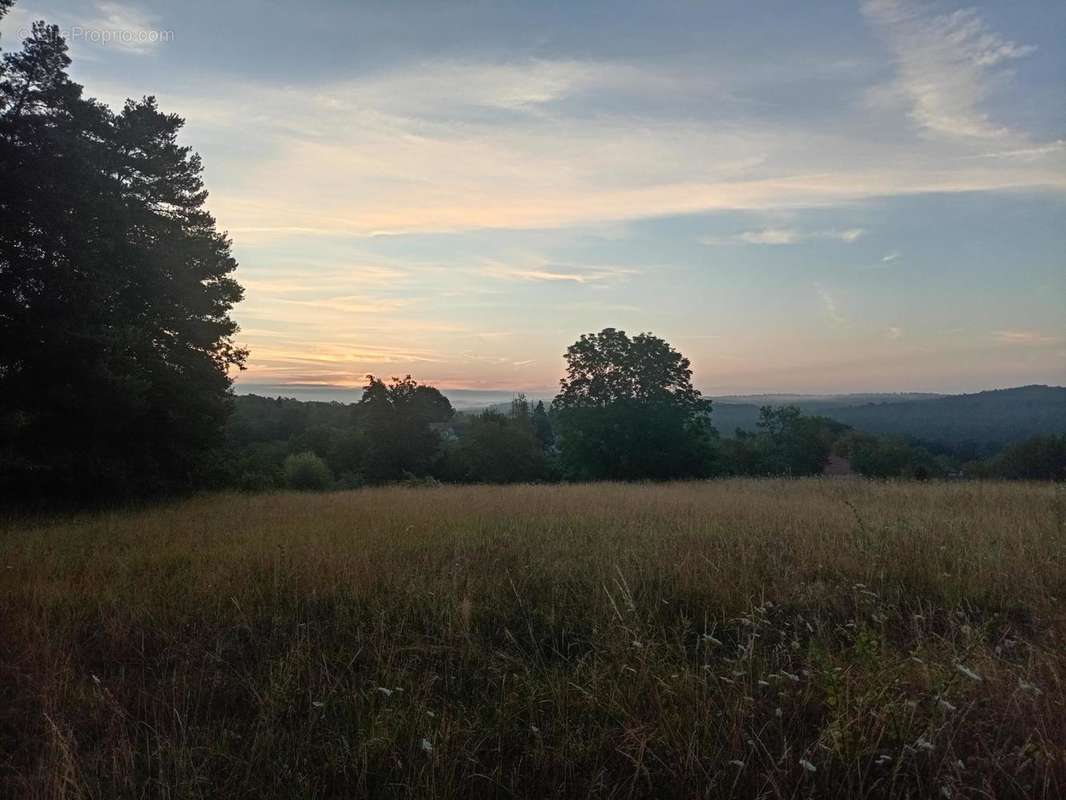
283, 451, 333, 491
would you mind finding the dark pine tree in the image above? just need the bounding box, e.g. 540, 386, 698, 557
532, 400, 554, 451
0, 17, 246, 502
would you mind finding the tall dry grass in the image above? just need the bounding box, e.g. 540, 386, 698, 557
1, 480, 1064, 798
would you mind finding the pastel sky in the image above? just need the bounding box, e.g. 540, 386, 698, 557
3, 0, 1064, 394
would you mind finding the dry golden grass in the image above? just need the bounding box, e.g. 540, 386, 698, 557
2, 480, 1064, 798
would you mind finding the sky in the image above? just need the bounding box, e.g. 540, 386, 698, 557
3, 0, 1064, 395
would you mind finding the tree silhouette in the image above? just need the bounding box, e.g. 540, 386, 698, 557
0, 17, 245, 501
532, 400, 554, 450
553, 328, 715, 480
356, 375, 453, 482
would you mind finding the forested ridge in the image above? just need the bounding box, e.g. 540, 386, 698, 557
713, 385, 1065, 447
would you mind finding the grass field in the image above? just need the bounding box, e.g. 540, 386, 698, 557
2, 480, 1065, 798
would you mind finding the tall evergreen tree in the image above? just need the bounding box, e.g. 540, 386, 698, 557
0, 15, 246, 501
531, 400, 554, 451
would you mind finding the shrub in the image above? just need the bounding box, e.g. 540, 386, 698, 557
283, 451, 333, 491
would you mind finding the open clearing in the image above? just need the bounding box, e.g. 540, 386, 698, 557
2, 480, 1064, 798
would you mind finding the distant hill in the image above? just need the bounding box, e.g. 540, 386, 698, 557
235, 385, 1065, 449
711, 385, 1066, 447
711, 392, 946, 408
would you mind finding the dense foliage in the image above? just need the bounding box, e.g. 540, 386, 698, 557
444, 398, 549, 484
215, 333, 1059, 490
0, 16, 245, 502
967, 434, 1066, 481
219, 386, 1063, 489
553, 328, 717, 480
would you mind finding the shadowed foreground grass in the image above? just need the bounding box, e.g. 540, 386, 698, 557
2, 480, 1065, 798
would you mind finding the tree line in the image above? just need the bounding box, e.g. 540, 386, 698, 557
219, 329, 1065, 493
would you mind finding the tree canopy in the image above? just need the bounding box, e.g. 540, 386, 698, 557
0, 19, 245, 501
555, 327, 707, 412
356, 375, 453, 483
552, 328, 716, 480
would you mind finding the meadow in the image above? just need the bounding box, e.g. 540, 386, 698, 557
2, 480, 1064, 798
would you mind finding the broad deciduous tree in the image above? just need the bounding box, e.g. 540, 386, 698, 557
553, 328, 716, 480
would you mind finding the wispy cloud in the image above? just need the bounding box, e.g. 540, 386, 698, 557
87, 2, 165, 55
478, 262, 638, 284
993, 329, 1061, 346
4, 2, 169, 57
239, 265, 408, 295
815, 284, 846, 325
271, 296, 413, 315
882, 251, 902, 263
862, 0, 1035, 139
87, 47, 1063, 240
703, 227, 864, 246
967, 140, 1066, 161
739, 228, 803, 245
